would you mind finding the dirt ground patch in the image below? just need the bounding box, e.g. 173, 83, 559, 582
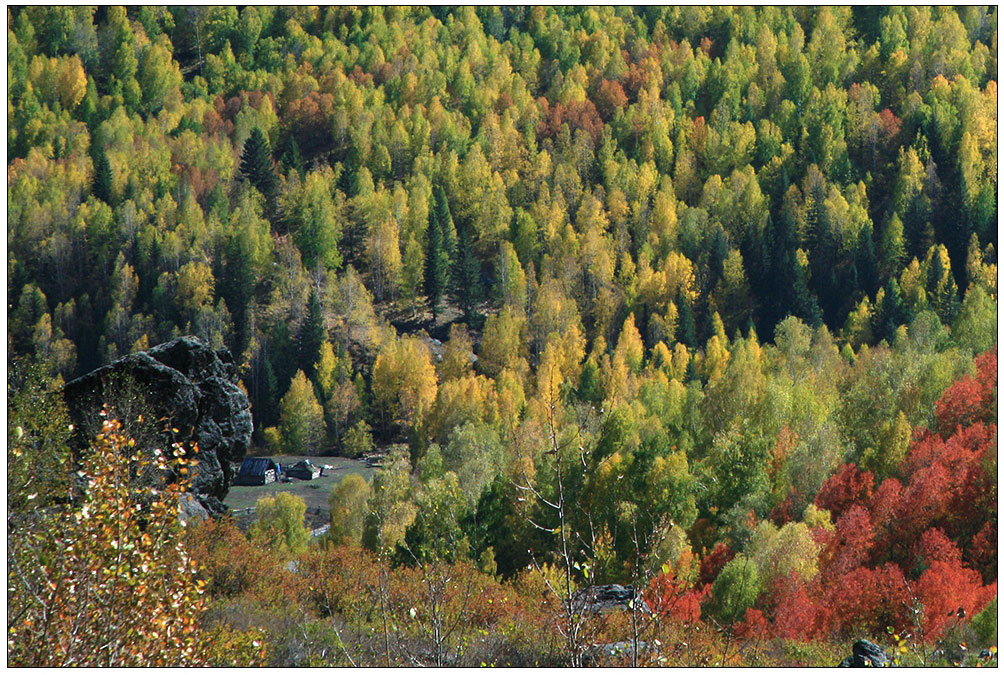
224, 455, 374, 530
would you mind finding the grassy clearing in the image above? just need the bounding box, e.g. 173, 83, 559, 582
224, 455, 374, 529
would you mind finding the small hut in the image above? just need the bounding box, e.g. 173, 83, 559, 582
234, 457, 282, 485
286, 459, 321, 480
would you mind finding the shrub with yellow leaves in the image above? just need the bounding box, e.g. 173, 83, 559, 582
7, 414, 261, 667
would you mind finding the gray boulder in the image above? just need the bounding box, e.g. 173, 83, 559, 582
178, 493, 210, 526
570, 584, 651, 614
838, 639, 891, 667
63, 336, 252, 514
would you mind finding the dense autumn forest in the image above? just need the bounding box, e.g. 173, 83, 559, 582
7, 6, 998, 667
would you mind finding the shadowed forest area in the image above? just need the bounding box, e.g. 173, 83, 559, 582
7, 6, 998, 667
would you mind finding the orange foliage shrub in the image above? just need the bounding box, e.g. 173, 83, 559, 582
299, 544, 383, 620
9, 419, 212, 666
915, 527, 963, 567
537, 97, 604, 143
645, 570, 706, 624
187, 517, 298, 608
282, 91, 336, 152
733, 607, 769, 641
968, 521, 997, 583
593, 79, 628, 121
698, 542, 734, 588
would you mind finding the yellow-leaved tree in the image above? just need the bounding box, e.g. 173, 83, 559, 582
371, 335, 438, 432
278, 369, 326, 455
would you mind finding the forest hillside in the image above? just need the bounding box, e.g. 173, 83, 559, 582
7, 6, 998, 667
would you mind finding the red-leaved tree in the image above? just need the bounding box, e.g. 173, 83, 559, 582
935, 348, 996, 435
815, 463, 874, 519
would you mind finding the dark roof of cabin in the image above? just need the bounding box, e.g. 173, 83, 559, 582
238, 457, 279, 476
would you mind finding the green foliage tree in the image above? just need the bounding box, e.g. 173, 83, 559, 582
250, 492, 311, 557
342, 419, 374, 458
859, 410, 911, 481
327, 473, 371, 547
397, 471, 470, 564
443, 421, 503, 508
700, 419, 772, 520
401, 232, 426, 314
746, 520, 820, 589
707, 554, 762, 625
362, 447, 416, 553
138, 35, 182, 115
285, 168, 342, 271
952, 285, 997, 355
7, 359, 73, 513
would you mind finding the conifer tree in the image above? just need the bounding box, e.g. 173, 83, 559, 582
451, 221, 483, 324
269, 322, 297, 394
281, 136, 305, 179
297, 290, 325, 380
755, 212, 822, 331
257, 354, 280, 430
425, 187, 455, 320
788, 251, 823, 329
855, 225, 879, 298
434, 185, 457, 260
675, 290, 696, 348
807, 207, 840, 326
240, 128, 278, 216
92, 147, 114, 205
876, 278, 906, 343
879, 213, 907, 282
425, 215, 445, 319
926, 247, 961, 325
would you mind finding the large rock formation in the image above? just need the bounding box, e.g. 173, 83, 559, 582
63, 336, 252, 514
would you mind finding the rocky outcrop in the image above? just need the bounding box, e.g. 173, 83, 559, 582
178, 493, 210, 525
63, 336, 252, 514
838, 639, 891, 667
570, 584, 651, 615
